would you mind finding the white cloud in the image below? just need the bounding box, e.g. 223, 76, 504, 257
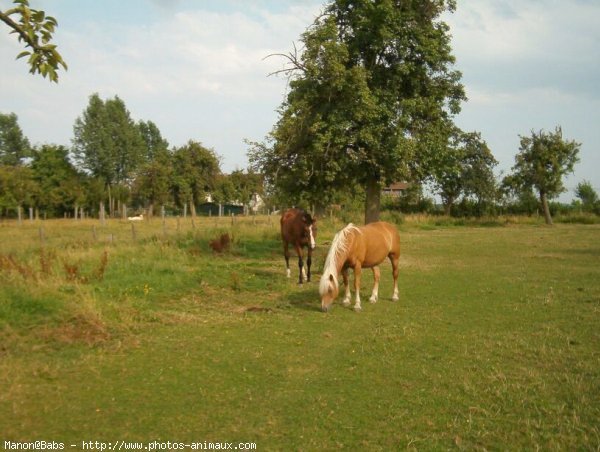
445, 0, 600, 200
0, 2, 322, 170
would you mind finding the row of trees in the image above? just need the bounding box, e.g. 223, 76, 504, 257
2, 0, 589, 225
0, 104, 263, 219
248, 0, 583, 225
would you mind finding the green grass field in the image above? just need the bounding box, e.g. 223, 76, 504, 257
1, 216, 599, 450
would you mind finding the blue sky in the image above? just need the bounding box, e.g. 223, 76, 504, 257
1, 0, 599, 201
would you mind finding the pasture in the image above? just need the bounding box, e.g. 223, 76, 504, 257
0, 216, 599, 450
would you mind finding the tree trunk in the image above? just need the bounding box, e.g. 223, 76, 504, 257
444, 197, 454, 216
540, 191, 553, 225
314, 203, 326, 218
364, 175, 381, 224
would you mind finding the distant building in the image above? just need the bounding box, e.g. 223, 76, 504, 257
199, 192, 264, 216
248, 192, 265, 213
382, 182, 410, 197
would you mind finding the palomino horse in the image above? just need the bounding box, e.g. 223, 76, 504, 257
319, 222, 400, 312
280, 208, 317, 284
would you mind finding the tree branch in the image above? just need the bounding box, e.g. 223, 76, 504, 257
0, 9, 44, 51
263, 42, 307, 77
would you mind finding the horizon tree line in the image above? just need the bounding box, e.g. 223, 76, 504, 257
1, 0, 589, 225
0, 98, 263, 220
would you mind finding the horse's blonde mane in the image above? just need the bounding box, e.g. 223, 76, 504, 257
319, 223, 360, 295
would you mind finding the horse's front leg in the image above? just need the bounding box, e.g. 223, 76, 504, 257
353, 264, 362, 312
369, 266, 380, 303
294, 244, 304, 284
342, 268, 351, 306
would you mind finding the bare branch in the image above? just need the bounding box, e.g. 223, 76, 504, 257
264, 42, 307, 78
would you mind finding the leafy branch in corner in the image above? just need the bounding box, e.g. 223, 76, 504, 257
0, 0, 67, 82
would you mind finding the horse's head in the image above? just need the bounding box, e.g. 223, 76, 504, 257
302, 214, 317, 250
319, 273, 339, 312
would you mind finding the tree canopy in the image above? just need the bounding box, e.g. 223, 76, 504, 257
72, 94, 145, 188
430, 128, 498, 215
30, 144, 84, 216
0, 112, 31, 166
251, 0, 465, 222
503, 126, 580, 225
171, 140, 222, 212
575, 181, 598, 211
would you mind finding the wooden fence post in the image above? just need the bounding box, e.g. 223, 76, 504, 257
100, 202, 106, 226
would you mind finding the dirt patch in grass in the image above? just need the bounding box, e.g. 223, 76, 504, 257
37, 313, 110, 346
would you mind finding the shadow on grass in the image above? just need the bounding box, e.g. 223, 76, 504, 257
277, 284, 322, 313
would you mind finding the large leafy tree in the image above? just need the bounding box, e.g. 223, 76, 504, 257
72, 94, 145, 213
431, 129, 498, 215
228, 169, 263, 204
30, 144, 84, 216
575, 180, 598, 212
138, 120, 170, 163
0, 112, 31, 166
171, 141, 221, 213
133, 160, 173, 216
251, 0, 464, 223
0, 164, 37, 215
133, 120, 172, 215
0, 0, 67, 82
504, 127, 580, 225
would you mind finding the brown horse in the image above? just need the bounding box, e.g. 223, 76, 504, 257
280, 208, 317, 284
319, 222, 400, 312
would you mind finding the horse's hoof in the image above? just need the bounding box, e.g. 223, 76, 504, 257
342, 299, 351, 307
369, 296, 378, 303
353, 305, 362, 312
391, 296, 399, 302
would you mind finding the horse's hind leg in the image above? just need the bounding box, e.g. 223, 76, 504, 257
390, 254, 399, 301
369, 266, 380, 303
283, 241, 291, 278
295, 243, 305, 284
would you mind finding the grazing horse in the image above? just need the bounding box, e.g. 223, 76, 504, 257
319, 222, 400, 312
128, 214, 144, 221
280, 208, 317, 284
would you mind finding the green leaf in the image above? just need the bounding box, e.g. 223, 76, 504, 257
16, 50, 31, 60
32, 10, 45, 23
